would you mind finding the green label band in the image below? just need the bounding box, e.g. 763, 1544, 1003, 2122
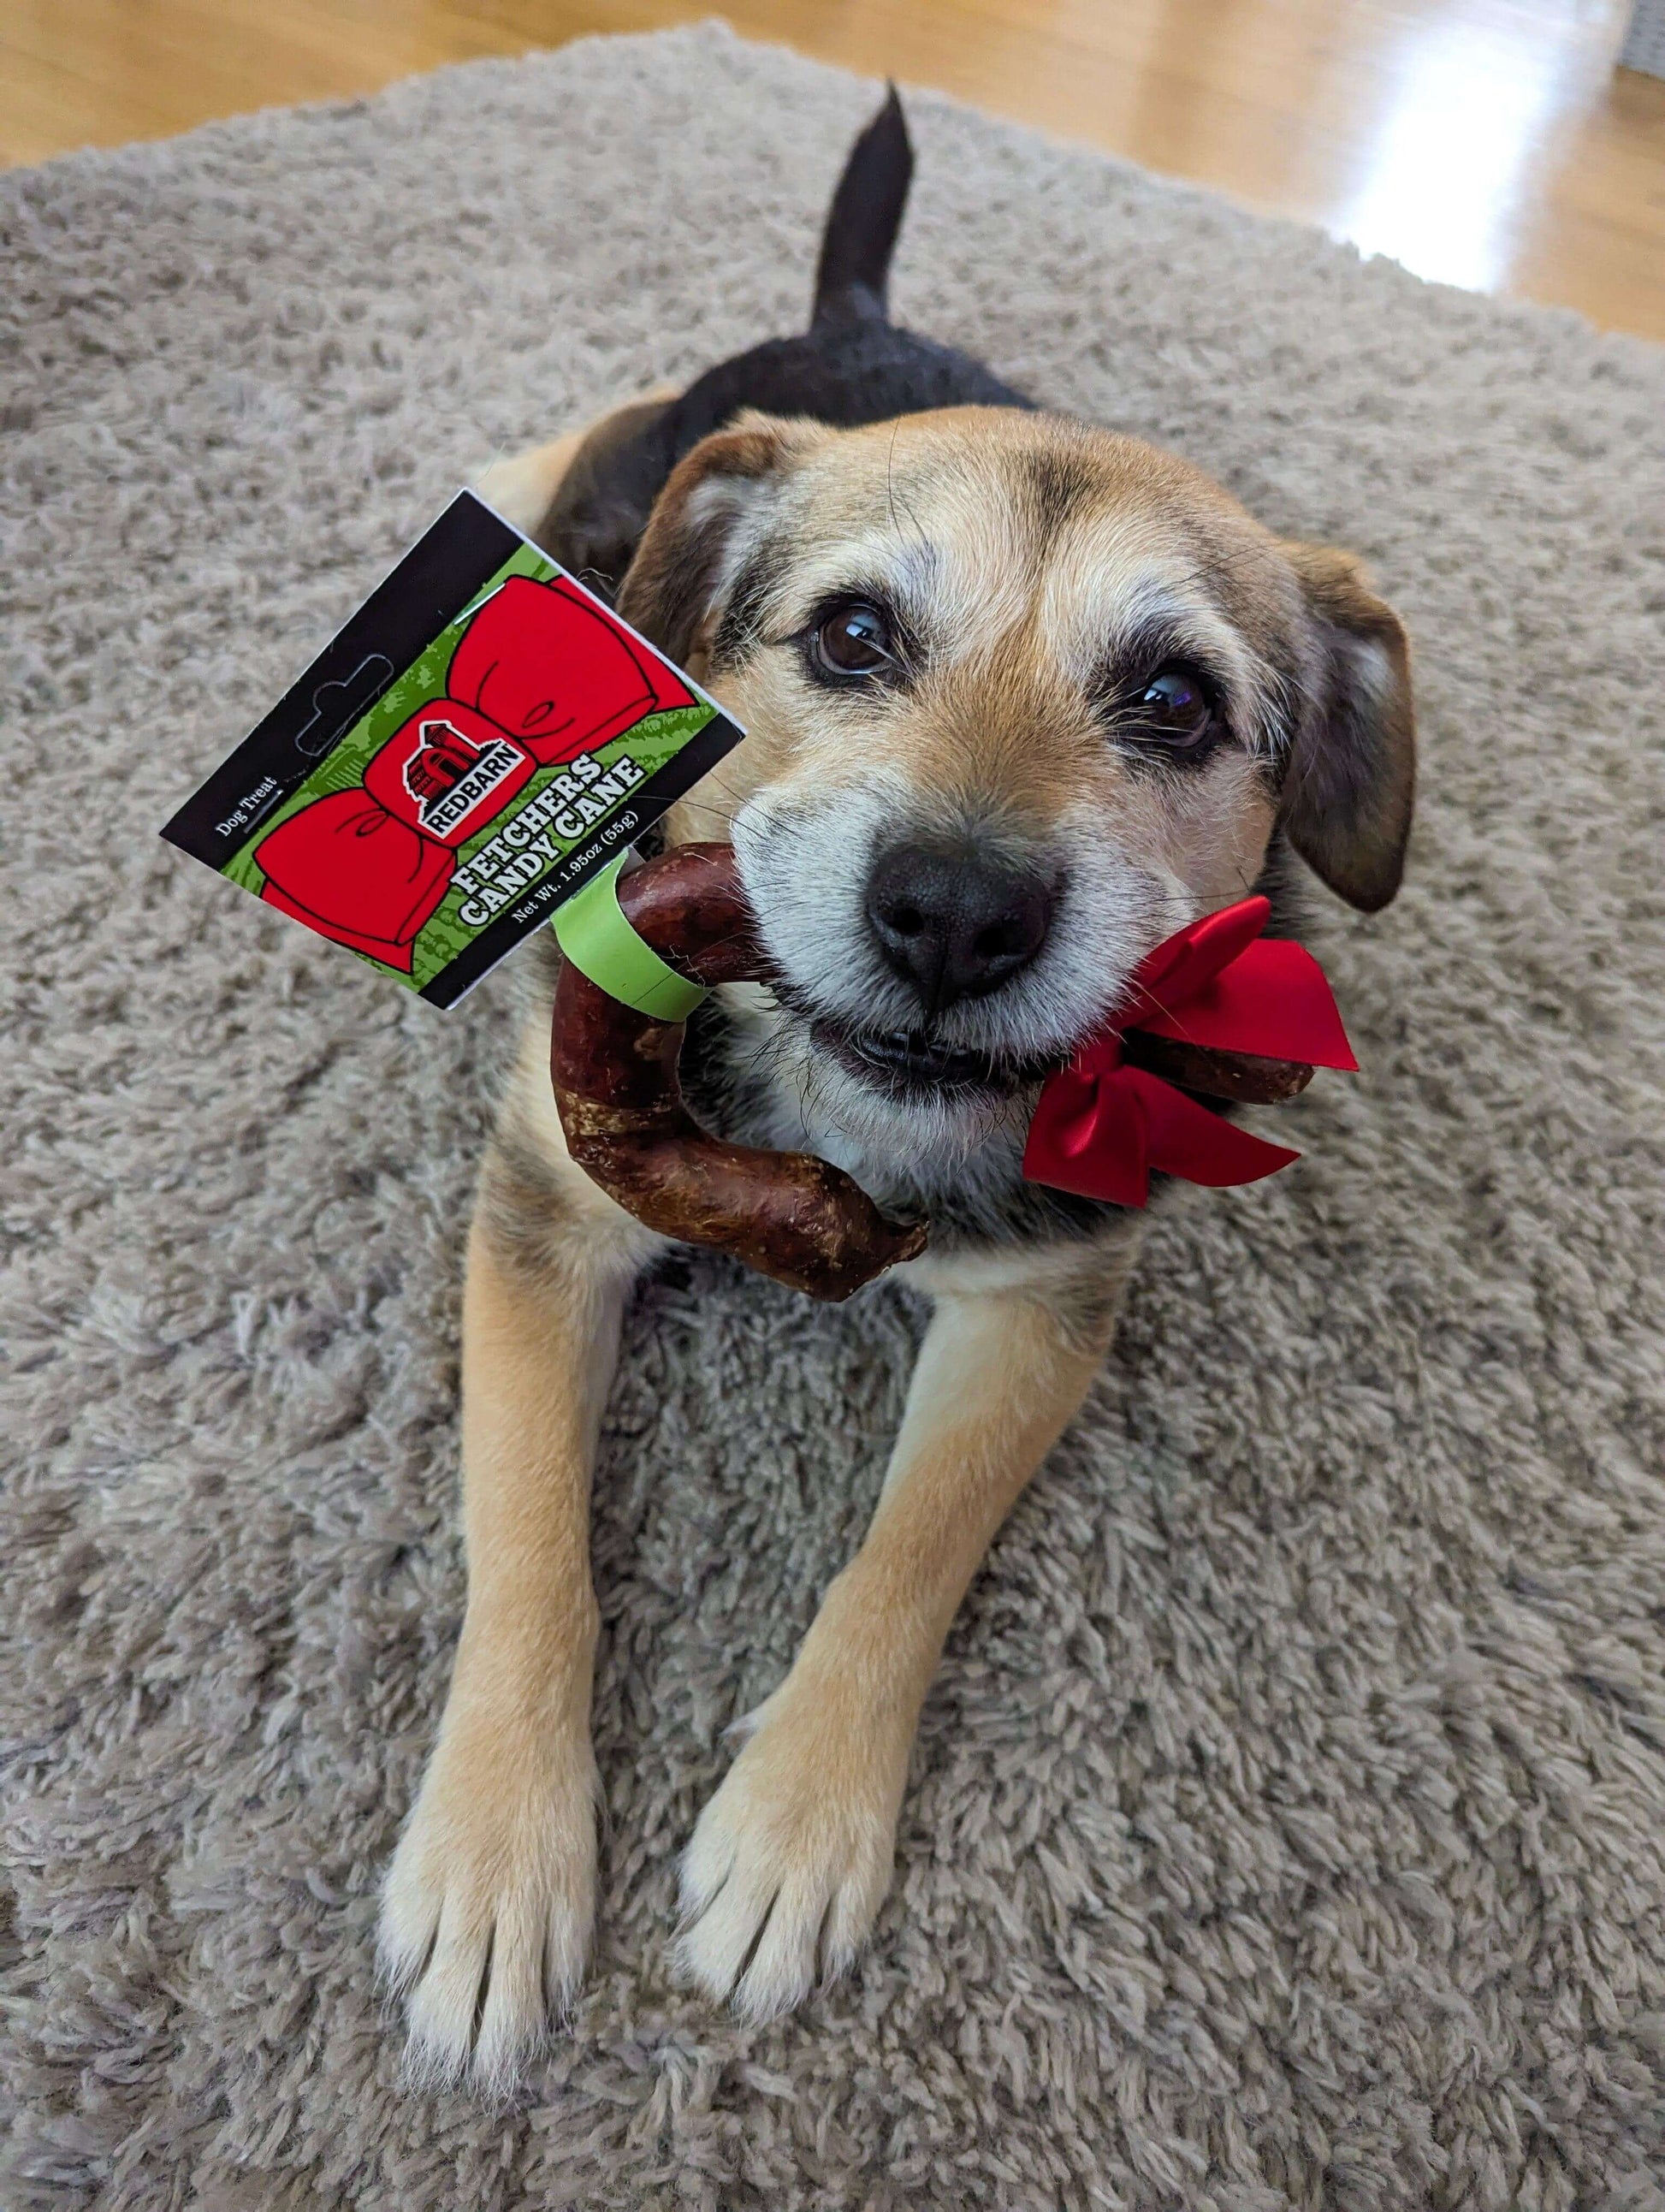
552, 855, 709, 1022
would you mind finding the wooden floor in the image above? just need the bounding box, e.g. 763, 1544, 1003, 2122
4, 0, 1663, 339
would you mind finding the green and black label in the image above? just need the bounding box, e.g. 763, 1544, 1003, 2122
163, 490, 742, 1008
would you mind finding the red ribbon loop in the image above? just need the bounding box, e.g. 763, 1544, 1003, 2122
1022, 896, 1356, 1208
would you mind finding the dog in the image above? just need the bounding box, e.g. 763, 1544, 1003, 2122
377, 89, 1415, 2090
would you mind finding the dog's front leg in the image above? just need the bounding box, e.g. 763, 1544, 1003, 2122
676, 1252, 1132, 2020
379, 1042, 661, 2090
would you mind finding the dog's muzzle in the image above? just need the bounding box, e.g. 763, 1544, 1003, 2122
863, 838, 1058, 1017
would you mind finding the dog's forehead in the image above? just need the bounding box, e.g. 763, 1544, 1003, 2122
776, 411, 1290, 660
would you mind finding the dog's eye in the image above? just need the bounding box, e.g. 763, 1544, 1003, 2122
815, 601, 894, 676
1131, 664, 1214, 744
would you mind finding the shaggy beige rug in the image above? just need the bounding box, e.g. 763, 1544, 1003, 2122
3, 24, 1664, 2209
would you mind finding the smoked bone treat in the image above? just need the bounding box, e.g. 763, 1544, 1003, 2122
550, 845, 930, 1300
549, 845, 1321, 1300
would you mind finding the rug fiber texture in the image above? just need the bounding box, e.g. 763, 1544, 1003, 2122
3, 24, 1665, 2210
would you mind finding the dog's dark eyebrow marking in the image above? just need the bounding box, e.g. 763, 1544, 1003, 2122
710, 540, 786, 671
1020, 449, 1094, 537
1171, 522, 1302, 729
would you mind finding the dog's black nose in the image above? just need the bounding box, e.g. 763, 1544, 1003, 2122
865, 842, 1055, 1013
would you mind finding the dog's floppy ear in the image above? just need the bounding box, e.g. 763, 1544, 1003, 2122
615, 413, 821, 675
1278, 543, 1416, 912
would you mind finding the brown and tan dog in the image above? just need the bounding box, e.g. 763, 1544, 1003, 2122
378, 94, 1414, 2091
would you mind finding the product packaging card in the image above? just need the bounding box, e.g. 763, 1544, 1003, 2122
162, 491, 743, 1007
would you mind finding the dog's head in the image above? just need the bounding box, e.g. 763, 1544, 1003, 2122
618, 406, 1413, 1177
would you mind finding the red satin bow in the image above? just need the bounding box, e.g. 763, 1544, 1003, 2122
1022, 897, 1357, 1208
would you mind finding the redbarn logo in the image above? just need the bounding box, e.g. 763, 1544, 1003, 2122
401, 719, 524, 839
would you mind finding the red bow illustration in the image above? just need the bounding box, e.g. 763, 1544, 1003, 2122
1022, 896, 1357, 1208
256, 577, 694, 971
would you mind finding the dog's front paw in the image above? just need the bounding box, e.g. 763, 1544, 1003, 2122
378, 1713, 598, 2095
675, 1687, 907, 2021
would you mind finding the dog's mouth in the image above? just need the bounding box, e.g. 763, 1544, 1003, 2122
809, 1017, 1050, 1100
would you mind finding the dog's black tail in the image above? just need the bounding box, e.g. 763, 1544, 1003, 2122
810, 86, 913, 329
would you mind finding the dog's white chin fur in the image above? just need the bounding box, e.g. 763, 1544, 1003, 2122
714, 982, 1034, 1199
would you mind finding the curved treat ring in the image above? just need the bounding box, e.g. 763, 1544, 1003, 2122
550, 844, 930, 1302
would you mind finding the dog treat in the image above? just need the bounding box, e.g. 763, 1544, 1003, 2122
1120, 1032, 1313, 1103
162, 491, 742, 1007
550, 845, 931, 1301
